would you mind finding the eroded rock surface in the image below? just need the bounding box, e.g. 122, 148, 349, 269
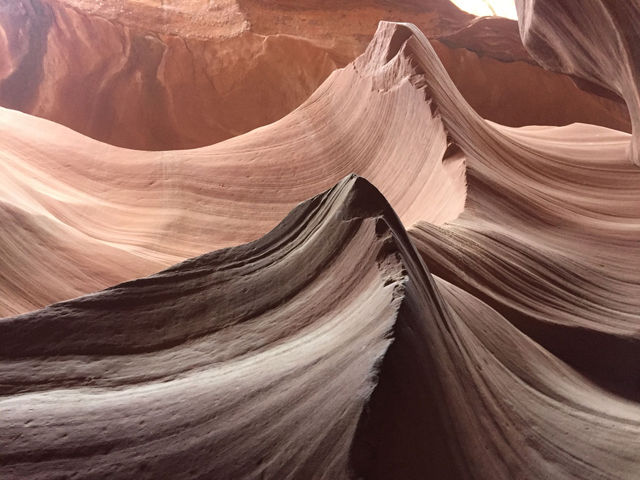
1, 3, 640, 480
0, 0, 630, 149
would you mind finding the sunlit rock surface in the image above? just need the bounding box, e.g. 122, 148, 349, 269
1, 1, 640, 479
0, 0, 630, 149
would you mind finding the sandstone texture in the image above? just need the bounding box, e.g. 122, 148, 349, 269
0, 0, 630, 149
1, 1, 640, 479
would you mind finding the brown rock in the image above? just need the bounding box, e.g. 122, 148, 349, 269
0, 0, 630, 149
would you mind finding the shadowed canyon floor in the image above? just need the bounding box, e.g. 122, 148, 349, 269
1, 0, 640, 479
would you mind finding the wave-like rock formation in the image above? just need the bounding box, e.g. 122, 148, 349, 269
4, 174, 639, 479
2, 2, 640, 479
516, 0, 640, 165
0, 0, 630, 149
0, 28, 467, 316
0, 176, 414, 478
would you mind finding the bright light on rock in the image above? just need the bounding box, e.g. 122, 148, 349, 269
450, 0, 518, 19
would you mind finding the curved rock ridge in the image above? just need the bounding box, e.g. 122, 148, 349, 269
0, 175, 405, 478
2, 175, 640, 480
516, 0, 640, 166
359, 22, 640, 398
0, 23, 466, 316
2, 9, 640, 480
0, 0, 630, 149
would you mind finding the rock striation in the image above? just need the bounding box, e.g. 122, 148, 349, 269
1, 2, 640, 479
516, 0, 640, 165
0, 26, 466, 316
0, 0, 631, 149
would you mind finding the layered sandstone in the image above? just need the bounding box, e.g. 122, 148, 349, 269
1, 2, 640, 479
0, 0, 630, 149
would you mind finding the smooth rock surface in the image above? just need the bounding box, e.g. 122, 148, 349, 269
1, 3, 640, 480
0, 0, 630, 149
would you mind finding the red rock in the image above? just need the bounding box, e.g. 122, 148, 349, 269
0, 0, 630, 149
1, 4, 640, 480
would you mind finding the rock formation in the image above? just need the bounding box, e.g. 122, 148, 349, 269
516, 0, 640, 164
1, 1, 640, 479
0, 0, 630, 149
0, 41, 465, 315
